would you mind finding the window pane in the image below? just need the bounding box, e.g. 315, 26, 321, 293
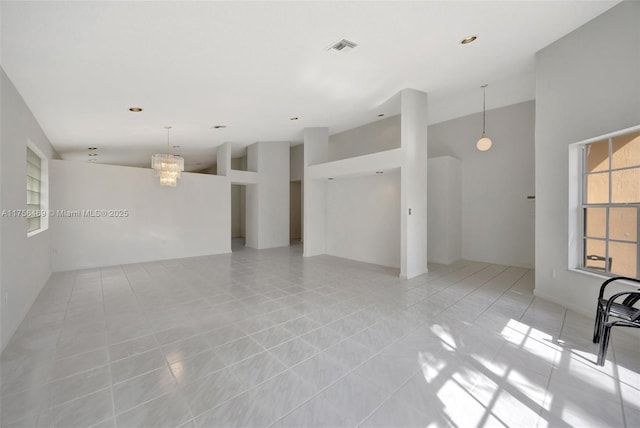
27, 176, 40, 192
609, 241, 637, 278
586, 140, 609, 172
612, 131, 640, 169
585, 239, 608, 271
609, 207, 637, 242
585, 207, 606, 238
586, 172, 609, 204
27, 189, 40, 205
27, 216, 41, 233
27, 148, 41, 167
26, 146, 43, 235
611, 168, 640, 203
27, 162, 41, 179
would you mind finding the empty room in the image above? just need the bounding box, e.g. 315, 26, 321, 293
1, 1, 639, 427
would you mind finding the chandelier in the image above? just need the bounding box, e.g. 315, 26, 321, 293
152, 126, 184, 187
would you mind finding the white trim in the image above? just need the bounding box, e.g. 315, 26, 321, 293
568, 267, 609, 281
534, 289, 595, 320
570, 125, 640, 146
568, 143, 582, 270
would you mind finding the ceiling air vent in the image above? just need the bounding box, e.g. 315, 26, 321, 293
328, 39, 358, 52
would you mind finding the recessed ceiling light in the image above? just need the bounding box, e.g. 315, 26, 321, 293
376, 171, 384, 174
88, 147, 98, 150
377, 114, 385, 117
129, 107, 143, 112
460, 35, 477, 45
328, 177, 334, 180
212, 125, 227, 129
88, 153, 98, 156
172, 145, 180, 148
290, 117, 299, 121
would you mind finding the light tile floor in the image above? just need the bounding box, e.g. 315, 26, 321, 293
1, 243, 638, 428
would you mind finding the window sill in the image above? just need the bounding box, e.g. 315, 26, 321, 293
27, 227, 48, 238
568, 267, 638, 282
568, 267, 611, 280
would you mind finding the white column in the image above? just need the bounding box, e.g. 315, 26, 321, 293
216, 142, 231, 176
244, 142, 290, 250
400, 89, 428, 279
245, 144, 259, 248
257, 141, 290, 248
303, 128, 329, 257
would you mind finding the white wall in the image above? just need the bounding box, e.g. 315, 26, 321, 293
428, 156, 462, 265
1, 69, 57, 352
428, 72, 535, 126
258, 142, 290, 248
326, 170, 401, 268
303, 128, 329, 257
535, 1, 640, 315
428, 101, 535, 268
245, 142, 290, 249
50, 160, 231, 271
245, 145, 259, 249
329, 115, 400, 162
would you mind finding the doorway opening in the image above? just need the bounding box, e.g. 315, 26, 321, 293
231, 184, 246, 251
290, 181, 302, 246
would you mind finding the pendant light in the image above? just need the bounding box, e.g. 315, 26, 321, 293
151, 126, 184, 187
476, 84, 492, 152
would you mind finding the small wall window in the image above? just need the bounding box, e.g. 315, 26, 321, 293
26, 143, 48, 236
570, 126, 640, 279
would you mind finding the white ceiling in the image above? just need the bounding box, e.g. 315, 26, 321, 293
1, 1, 619, 171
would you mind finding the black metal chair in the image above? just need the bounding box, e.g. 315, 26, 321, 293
592, 276, 640, 366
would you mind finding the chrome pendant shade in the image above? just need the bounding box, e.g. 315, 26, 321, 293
152, 126, 184, 187
476, 84, 492, 152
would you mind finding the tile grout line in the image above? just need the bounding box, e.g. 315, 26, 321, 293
535, 306, 567, 427
265, 317, 418, 427
4, 249, 636, 428
102, 266, 119, 428
611, 339, 628, 428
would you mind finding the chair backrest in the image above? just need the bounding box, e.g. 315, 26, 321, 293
586, 254, 612, 272
624, 291, 640, 308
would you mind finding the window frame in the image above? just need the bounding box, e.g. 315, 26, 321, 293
26, 140, 49, 237
568, 125, 640, 279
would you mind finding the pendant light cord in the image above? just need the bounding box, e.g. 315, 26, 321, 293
481, 84, 487, 136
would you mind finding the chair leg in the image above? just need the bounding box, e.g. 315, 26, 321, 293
597, 322, 613, 366
593, 306, 603, 343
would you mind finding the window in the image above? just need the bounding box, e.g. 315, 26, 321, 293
574, 127, 640, 278
26, 143, 48, 236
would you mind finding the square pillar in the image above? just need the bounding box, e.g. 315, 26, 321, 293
400, 89, 428, 279
303, 128, 328, 257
